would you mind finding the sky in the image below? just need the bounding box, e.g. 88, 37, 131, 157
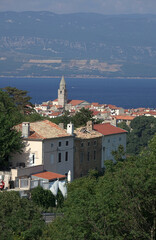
0, 0, 156, 14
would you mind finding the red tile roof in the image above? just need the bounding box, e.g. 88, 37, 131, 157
94, 123, 127, 136
91, 102, 99, 106
113, 115, 135, 120
32, 171, 66, 180
91, 110, 101, 116
107, 104, 118, 109
49, 112, 62, 116
68, 100, 85, 106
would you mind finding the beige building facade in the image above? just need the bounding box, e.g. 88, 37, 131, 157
12, 120, 74, 180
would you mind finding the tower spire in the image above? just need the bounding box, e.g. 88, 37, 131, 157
60, 76, 66, 88
58, 76, 68, 108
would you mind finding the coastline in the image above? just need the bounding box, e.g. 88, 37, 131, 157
1, 75, 156, 79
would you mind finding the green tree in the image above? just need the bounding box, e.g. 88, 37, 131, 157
0, 191, 45, 240
117, 121, 130, 133
127, 116, 156, 154
50, 111, 71, 128
21, 112, 45, 123
0, 90, 24, 168
31, 186, 55, 210
72, 108, 93, 128
3, 86, 33, 114
112, 144, 126, 162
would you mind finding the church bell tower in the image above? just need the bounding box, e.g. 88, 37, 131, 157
58, 76, 68, 107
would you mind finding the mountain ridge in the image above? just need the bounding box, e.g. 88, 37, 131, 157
0, 11, 156, 77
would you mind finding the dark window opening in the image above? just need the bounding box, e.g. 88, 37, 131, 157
58, 153, 61, 162
65, 152, 68, 161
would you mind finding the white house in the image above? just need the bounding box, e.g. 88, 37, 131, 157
94, 123, 127, 168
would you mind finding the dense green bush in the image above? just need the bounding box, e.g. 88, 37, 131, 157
0, 191, 44, 240
31, 186, 56, 209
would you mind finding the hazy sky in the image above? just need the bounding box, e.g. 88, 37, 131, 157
0, 0, 156, 14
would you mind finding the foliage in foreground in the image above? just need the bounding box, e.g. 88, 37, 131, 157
0, 191, 45, 240
31, 186, 56, 210
0, 90, 24, 168
41, 135, 156, 240
118, 116, 156, 155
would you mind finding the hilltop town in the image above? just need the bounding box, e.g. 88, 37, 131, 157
35, 76, 156, 126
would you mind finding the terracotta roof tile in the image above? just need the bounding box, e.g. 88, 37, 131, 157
94, 123, 127, 136
32, 171, 66, 180
68, 100, 85, 106
113, 115, 135, 120
15, 120, 71, 140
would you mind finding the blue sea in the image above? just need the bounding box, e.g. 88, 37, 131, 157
0, 77, 156, 109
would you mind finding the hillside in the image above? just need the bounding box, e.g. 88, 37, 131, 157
0, 12, 156, 77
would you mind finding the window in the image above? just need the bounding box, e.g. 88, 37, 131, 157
94, 140, 97, 146
87, 152, 90, 161
88, 141, 90, 147
58, 153, 61, 162
51, 143, 54, 148
66, 141, 69, 146
119, 137, 121, 141
81, 142, 84, 148
29, 153, 35, 165
59, 141, 61, 147
94, 150, 96, 160
65, 152, 68, 161
32, 154, 35, 164
50, 154, 54, 164
80, 152, 84, 163
108, 139, 110, 143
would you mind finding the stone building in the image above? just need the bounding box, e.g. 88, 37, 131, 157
74, 121, 103, 178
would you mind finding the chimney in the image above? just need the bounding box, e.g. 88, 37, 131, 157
59, 123, 64, 129
67, 123, 74, 135
86, 121, 93, 131
22, 122, 30, 138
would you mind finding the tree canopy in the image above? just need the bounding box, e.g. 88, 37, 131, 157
0, 191, 45, 240
3, 86, 33, 114
51, 108, 93, 129
0, 90, 24, 168
127, 116, 156, 154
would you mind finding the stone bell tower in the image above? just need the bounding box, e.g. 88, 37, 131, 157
58, 76, 68, 108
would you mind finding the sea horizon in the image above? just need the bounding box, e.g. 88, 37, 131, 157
0, 77, 156, 109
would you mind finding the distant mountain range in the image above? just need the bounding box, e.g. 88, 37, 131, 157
0, 11, 156, 77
